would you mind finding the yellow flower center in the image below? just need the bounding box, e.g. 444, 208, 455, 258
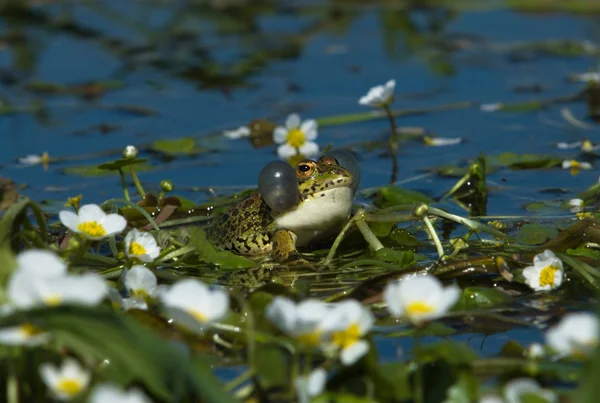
77, 221, 106, 238
582, 139, 593, 152
131, 289, 148, 299
187, 309, 207, 323
21, 323, 43, 336
297, 331, 321, 346
406, 302, 435, 316
423, 136, 434, 146
44, 295, 63, 306
128, 241, 147, 256
539, 265, 559, 287
286, 128, 306, 148
57, 379, 82, 396
332, 323, 360, 349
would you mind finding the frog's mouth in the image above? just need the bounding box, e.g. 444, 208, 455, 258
301, 175, 354, 199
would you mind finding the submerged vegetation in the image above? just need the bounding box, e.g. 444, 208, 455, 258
3, 0, 600, 402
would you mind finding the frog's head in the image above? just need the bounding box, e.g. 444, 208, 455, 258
258, 151, 360, 214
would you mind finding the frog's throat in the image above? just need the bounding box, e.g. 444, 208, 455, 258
274, 186, 354, 247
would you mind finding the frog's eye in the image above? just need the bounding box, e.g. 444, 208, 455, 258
258, 161, 300, 213
296, 161, 317, 179
325, 150, 361, 193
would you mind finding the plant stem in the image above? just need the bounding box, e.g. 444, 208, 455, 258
117, 169, 131, 201
384, 104, 399, 184
323, 212, 359, 265
224, 369, 254, 393
129, 166, 145, 197
356, 216, 384, 252
414, 336, 423, 403
422, 215, 444, 258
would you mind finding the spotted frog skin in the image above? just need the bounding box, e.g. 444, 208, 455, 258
209, 156, 355, 261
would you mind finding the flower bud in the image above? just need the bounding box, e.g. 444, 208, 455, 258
122, 145, 139, 159
160, 180, 174, 193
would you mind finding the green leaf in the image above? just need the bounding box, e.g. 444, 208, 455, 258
454, 287, 510, 310
372, 185, 434, 208
97, 158, 149, 171
514, 223, 559, 245
187, 227, 256, 269
63, 163, 154, 177
567, 246, 600, 260
150, 137, 206, 155
375, 248, 415, 267
415, 340, 477, 366
0, 306, 235, 403
488, 152, 562, 170
389, 228, 419, 247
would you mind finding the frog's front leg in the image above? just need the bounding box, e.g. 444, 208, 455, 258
271, 229, 299, 262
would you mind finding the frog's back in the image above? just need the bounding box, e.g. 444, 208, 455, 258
209, 191, 275, 256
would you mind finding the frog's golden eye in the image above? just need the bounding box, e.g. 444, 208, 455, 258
296, 160, 316, 179
317, 156, 338, 166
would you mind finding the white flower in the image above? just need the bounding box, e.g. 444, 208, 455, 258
295, 368, 327, 403
522, 250, 563, 292
384, 274, 460, 325
39, 358, 91, 401
273, 114, 319, 159
358, 79, 395, 108
546, 312, 598, 357
320, 300, 374, 365
18, 154, 43, 165
122, 265, 158, 311
569, 198, 584, 213
480, 103, 503, 112
89, 384, 151, 403
7, 250, 106, 309
125, 229, 161, 262
59, 204, 127, 240
561, 159, 592, 175
557, 141, 582, 150
223, 126, 251, 139
424, 136, 463, 147
266, 297, 330, 346
572, 71, 600, 82
528, 342, 545, 359
503, 378, 557, 403
160, 279, 229, 331
0, 324, 51, 346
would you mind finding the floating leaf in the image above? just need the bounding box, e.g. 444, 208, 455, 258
150, 137, 206, 156
98, 158, 149, 171
371, 185, 434, 208
488, 152, 562, 170
63, 163, 154, 177
389, 228, 419, 247
454, 287, 510, 310
514, 223, 559, 245
375, 248, 415, 267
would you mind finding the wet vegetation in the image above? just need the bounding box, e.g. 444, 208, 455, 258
2, 0, 600, 402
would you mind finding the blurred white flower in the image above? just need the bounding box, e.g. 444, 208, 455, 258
121, 265, 158, 311
223, 126, 251, 139
266, 297, 330, 346
546, 312, 598, 357
522, 250, 563, 292
358, 79, 395, 108
503, 378, 556, 403
424, 136, 463, 147
528, 342, 545, 359
273, 114, 319, 159
160, 279, 229, 331
7, 249, 106, 309
0, 324, 50, 346
562, 159, 592, 175
59, 204, 127, 240
18, 154, 43, 165
320, 300, 374, 365
39, 358, 91, 401
89, 384, 152, 403
384, 274, 460, 325
125, 229, 160, 262
480, 103, 503, 112
295, 368, 327, 403
569, 198, 584, 213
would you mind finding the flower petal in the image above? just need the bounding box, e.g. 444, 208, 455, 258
77, 204, 107, 222
277, 144, 298, 159
286, 113, 301, 129
300, 120, 318, 140
298, 142, 319, 158
125, 266, 157, 297
59, 210, 80, 233
340, 340, 369, 365
273, 126, 288, 144
101, 214, 127, 236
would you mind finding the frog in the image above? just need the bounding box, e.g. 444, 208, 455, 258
208, 150, 360, 262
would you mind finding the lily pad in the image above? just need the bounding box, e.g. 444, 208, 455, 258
454, 287, 510, 310
98, 158, 149, 171
514, 223, 559, 245
488, 152, 562, 170
150, 137, 206, 156
371, 185, 434, 208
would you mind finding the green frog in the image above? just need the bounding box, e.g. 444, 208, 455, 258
209, 151, 360, 262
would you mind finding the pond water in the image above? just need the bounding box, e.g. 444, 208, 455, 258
1, 0, 599, 387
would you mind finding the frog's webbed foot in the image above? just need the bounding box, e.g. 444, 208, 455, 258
271, 229, 301, 262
